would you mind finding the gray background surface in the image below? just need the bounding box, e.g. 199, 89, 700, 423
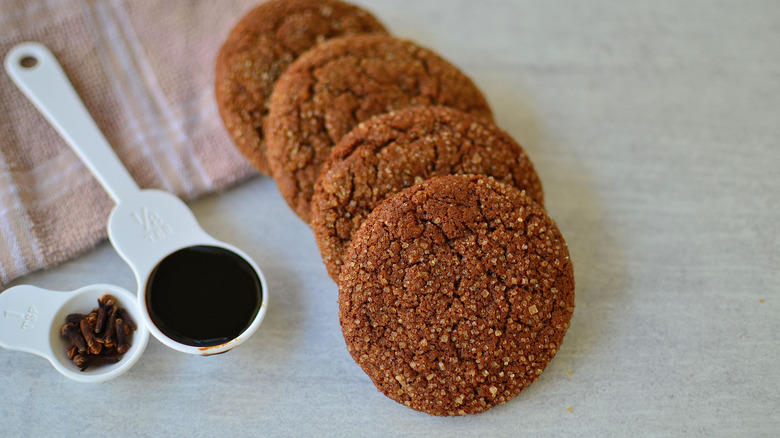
1, 0, 778, 436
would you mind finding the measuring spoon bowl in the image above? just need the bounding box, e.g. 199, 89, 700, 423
109, 189, 268, 355
0, 284, 149, 383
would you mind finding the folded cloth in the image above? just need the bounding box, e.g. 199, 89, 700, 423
0, 0, 261, 287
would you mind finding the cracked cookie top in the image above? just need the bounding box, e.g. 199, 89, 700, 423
266, 34, 493, 222
338, 174, 574, 416
216, 0, 387, 175
312, 106, 544, 281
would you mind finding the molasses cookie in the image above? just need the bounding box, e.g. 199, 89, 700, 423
312, 106, 544, 280
266, 34, 493, 222
216, 0, 387, 175
338, 174, 574, 416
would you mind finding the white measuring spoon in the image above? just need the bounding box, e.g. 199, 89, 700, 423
4, 42, 268, 355
0, 284, 149, 383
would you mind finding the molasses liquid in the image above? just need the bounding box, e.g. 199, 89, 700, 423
145, 246, 262, 347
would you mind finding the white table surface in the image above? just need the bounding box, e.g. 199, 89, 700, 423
1, 0, 778, 436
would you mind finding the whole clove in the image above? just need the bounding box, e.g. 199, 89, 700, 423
118, 308, 137, 331
115, 318, 130, 355
95, 294, 117, 334
61, 322, 88, 353
61, 294, 136, 371
101, 306, 118, 348
73, 352, 121, 372
80, 318, 102, 355
95, 304, 109, 334
65, 313, 89, 325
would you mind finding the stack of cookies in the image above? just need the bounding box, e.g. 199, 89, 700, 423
216, 0, 574, 416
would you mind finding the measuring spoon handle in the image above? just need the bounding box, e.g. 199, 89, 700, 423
0, 285, 64, 359
4, 42, 139, 204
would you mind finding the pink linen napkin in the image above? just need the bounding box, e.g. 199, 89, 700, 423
0, 0, 262, 287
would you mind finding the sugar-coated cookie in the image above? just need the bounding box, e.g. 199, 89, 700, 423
339, 174, 574, 416
216, 0, 387, 174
